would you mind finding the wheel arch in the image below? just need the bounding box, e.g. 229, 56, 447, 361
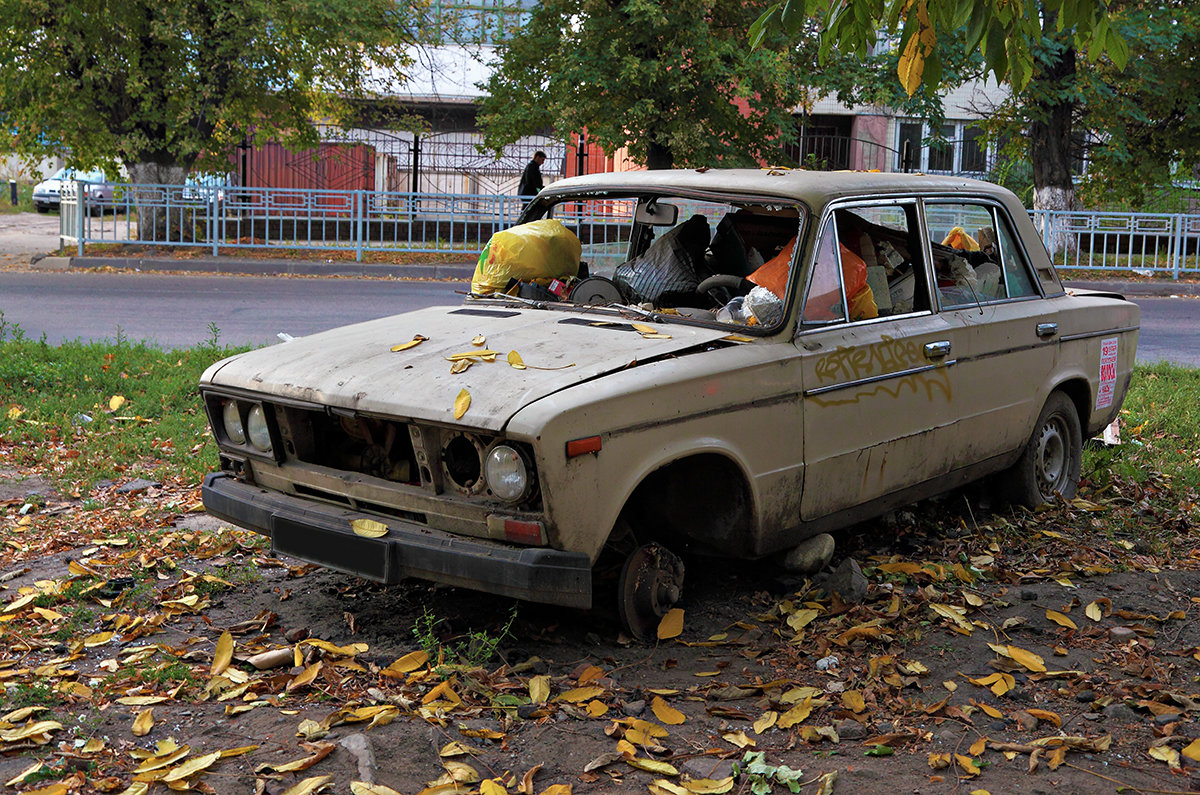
1052, 376, 1091, 431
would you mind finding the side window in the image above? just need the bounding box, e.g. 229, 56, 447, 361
996, 221, 1039, 297
924, 201, 1039, 307
803, 202, 929, 325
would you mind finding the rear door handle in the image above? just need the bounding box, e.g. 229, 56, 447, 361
1037, 322, 1059, 339
924, 340, 952, 360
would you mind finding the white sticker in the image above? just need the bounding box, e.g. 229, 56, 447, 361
1096, 337, 1118, 410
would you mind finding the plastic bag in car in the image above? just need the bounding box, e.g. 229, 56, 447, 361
471, 219, 582, 295
614, 215, 710, 304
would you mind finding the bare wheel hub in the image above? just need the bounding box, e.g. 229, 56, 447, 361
617, 543, 685, 641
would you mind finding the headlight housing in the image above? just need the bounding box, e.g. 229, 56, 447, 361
222, 400, 246, 444
246, 404, 272, 452
485, 444, 531, 502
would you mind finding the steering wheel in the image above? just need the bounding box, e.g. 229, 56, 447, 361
697, 274, 754, 307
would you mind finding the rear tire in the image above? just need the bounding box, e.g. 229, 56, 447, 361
36, 205, 49, 214
1000, 391, 1082, 508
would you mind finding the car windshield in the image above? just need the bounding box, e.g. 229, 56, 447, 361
532, 192, 806, 330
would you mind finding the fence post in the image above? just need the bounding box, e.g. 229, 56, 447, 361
355, 189, 364, 263
1173, 213, 1183, 280
211, 193, 219, 257
76, 181, 85, 257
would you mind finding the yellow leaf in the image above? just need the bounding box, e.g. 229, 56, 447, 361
1085, 601, 1104, 621
928, 753, 951, 769
777, 696, 813, 729
0, 720, 62, 741
454, 388, 471, 420
451, 358, 473, 374
721, 730, 755, 749
83, 631, 115, 647
447, 349, 501, 360
631, 322, 657, 335
1183, 738, 1200, 762
786, 608, 819, 631
351, 783, 405, 795
897, 23, 926, 96
682, 778, 734, 794
955, 754, 981, 776
5, 406, 22, 420
479, 781, 508, 795
555, 686, 604, 703
472, 335, 486, 346
967, 672, 1015, 697
1048, 745, 1068, 770
390, 334, 428, 352
529, 675, 550, 704
219, 745, 258, 758
382, 650, 428, 677
625, 757, 679, 776
279, 776, 333, 795
440, 741, 475, 758
507, 350, 526, 370
1150, 745, 1182, 769
212, 631, 234, 676
1005, 645, 1047, 673
5, 761, 44, 787
1027, 708, 1062, 727
651, 696, 685, 725
350, 519, 389, 538
132, 708, 154, 737
842, 691, 866, 713
163, 750, 222, 782
930, 604, 974, 632
109, 394, 127, 412
753, 711, 778, 734
586, 700, 608, 717
963, 592, 984, 607
1046, 609, 1077, 630
969, 736, 987, 756
657, 608, 684, 640
297, 719, 328, 741
287, 661, 322, 692
540, 786, 572, 795
974, 700, 1003, 719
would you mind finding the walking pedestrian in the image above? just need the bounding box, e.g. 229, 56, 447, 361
517, 150, 547, 198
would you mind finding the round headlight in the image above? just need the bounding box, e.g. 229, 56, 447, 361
485, 444, 530, 502
246, 404, 272, 452
222, 400, 245, 444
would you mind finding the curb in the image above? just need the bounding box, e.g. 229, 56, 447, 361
32, 255, 476, 281
1065, 279, 1200, 297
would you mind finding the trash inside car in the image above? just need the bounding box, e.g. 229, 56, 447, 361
200, 169, 1140, 638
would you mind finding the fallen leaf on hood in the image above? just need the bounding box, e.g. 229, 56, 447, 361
350, 519, 389, 538
507, 350, 526, 370
447, 349, 501, 361
132, 708, 154, 737
472, 335, 486, 346
390, 334, 428, 352
454, 389, 471, 419
450, 359, 473, 374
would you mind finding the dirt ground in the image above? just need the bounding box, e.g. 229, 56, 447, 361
2, 469, 1200, 795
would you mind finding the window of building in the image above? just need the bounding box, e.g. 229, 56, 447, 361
895, 121, 991, 175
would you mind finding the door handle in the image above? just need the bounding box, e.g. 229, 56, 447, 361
1036, 322, 1059, 339
924, 340, 951, 359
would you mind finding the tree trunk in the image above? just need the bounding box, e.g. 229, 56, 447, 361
1027, 6, 1078, 258
646, 141, 674, 170
128, 161, 192, 244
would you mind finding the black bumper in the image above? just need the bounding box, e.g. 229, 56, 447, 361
201, 472, 592, 608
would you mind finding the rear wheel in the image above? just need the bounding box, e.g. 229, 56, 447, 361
1000, 391, 1082, 507
617, 542, 685, 641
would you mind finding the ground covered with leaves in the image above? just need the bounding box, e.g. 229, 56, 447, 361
2, 339, 1200, 795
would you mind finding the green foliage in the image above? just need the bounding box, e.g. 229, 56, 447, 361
0, 328, 250, 491
0, 182, 35, 215
732, 750, 804, 794
751, 0, 1125, 94
0, 683, 63, 711
0, 0, 416, 174
411, 605, 518, 672
478, 0, 808, 169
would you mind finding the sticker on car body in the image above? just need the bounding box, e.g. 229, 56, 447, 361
1096, 337, 1119, 409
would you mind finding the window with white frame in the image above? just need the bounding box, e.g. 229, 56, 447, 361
895, 121, 990, 175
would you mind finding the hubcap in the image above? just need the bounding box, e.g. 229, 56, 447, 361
1035, 416, 1067, 496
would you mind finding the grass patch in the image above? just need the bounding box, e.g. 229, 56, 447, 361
0, 182, 36, 215
0, 315, 251, 492
0, 682, 63, 711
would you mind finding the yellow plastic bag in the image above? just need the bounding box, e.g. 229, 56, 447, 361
471, 219, 582, 295
941, 226, 980, 252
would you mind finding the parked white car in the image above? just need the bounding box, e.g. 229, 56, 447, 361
32, 167, 114, 214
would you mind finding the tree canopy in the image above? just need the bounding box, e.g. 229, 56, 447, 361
477, 0, 809, 170
0, 0, 414, 179
751, 0, 1128, 96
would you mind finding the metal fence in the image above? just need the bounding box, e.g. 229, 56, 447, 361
61, 181, 1200, 278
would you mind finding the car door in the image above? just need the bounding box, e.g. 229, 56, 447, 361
797, 199, 972, 520
922, 198, 1057, 461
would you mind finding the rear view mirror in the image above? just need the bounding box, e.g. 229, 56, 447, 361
635, 200, 678, 227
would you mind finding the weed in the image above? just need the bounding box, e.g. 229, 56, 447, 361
0, 682, 63, 710
52, 604, 97, 642
193, 562, 261, 596
411, 604, 518, 672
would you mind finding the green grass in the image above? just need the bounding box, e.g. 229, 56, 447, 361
0, 316, 250, 492
0, 181, 36, 214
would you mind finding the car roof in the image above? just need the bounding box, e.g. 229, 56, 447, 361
542, 168, 1017, 209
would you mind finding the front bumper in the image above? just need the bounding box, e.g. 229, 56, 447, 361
202, 472, 592, 608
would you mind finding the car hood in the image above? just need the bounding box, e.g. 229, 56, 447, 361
33, 179, 64, 192
203, 304, 734, 431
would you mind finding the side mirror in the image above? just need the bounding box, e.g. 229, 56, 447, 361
635, 200, 678, 227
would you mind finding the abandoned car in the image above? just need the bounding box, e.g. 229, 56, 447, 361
200, 169, 1140, 638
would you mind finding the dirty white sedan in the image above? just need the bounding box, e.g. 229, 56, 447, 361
200, 169, 1139, 638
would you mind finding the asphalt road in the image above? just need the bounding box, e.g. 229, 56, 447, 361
0, 271, 1196, 365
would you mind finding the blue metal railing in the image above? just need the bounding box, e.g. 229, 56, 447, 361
60, 181, 1200, 278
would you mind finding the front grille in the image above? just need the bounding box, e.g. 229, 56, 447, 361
292, 484, 427, 525
279, 407, 419, 486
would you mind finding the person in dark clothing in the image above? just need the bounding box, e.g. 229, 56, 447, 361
517, 150, 546, 198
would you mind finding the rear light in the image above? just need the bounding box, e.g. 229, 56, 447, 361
566, 435, 602, 458
487, 515, 546, 546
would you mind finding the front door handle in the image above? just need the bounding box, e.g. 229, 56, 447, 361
924, 340, 952, 360
1037, 322, 1059, 339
